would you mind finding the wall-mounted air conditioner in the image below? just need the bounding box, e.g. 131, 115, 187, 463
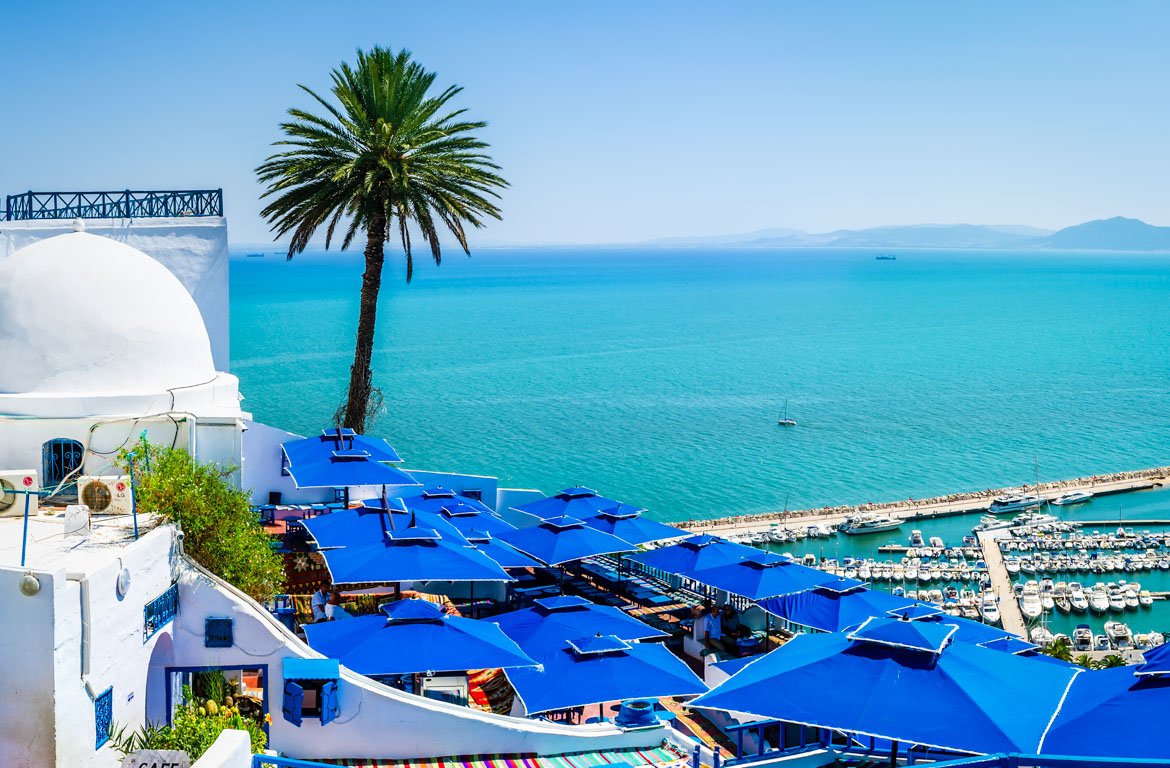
0, 470, 38, 517
77, 475, 134, 516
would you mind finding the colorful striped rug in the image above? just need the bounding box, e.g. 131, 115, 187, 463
330, 742, 688, 768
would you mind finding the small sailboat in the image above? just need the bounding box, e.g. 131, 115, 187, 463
778, 399, 797, 427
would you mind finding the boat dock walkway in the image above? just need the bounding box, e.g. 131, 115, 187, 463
977, 529, 1027, 638
683, 470, 1167, 538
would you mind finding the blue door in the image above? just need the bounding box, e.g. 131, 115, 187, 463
42, 438, 84, 499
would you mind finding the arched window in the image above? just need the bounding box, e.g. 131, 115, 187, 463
42, 438, 84, 498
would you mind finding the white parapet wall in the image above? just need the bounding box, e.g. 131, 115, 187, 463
0, 216, 231, 371
174, 561, 673, 761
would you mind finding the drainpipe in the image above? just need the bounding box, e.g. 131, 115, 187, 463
66, 572, 94, 694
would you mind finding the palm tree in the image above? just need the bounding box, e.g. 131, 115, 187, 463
1041, 637, 1073, 662
257, 47, 506, 431
1073, 653, 1098, 670
1098, 653, 1128, 669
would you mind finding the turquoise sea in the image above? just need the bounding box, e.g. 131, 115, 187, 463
231, 246, 1170, 522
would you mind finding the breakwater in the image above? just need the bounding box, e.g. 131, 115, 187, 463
684, 467, 1170, 535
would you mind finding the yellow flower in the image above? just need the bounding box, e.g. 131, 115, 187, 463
264, 713, 272, 724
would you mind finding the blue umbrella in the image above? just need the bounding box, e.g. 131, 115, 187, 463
297, 501, 469, 549
577, 505, 685, 546
691, 620, 1080, 755
302, 598, 538, 676
282, 428, 404, 466
510, 487, 632, 521
400, 487, 496, 516
757, 580, 917, 633
320, 526, 513, 586
627, 535, 758, 576
1040, 666, 1169, 760
495, 516, 635, 566
977, 635, 1038, 655
463, 529, 544, 569
492, 595, 668, 650
503, 634, 707, 714
689, 552, 837, 600
284, 449, 419, 490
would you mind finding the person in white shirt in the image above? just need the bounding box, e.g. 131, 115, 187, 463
310, 585, 330, 622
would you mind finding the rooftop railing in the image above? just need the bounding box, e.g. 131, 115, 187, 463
927, 755, 1168, 767
3, 189, 223, 220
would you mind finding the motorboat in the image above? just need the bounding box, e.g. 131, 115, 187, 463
1039, 592, 1055, 612
1052, 490, 1093, 507
989, 493, 1044, 514
1105, 620, 1133, 651
1124, 588, 1140, 610
1005, 559, 1021, 575
908, 530, 925, 546
929, 536, 945, 548
979, 592, 1000, 625
1019, 583, 1044, 620
1094, 634, 1111, 651
1088, 585, 1110, 613
1054, 595, 1072, 613
1011, 511, 1059, 528
973, 515, 1014, 533
1072, 624, 1093, 652
1139, 590, 1154, 607
1108, 589, 1126, 613
838, 514, 905, 535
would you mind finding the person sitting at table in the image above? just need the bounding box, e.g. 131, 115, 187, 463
720, 604, 742, 638
324, 588, 349, 620
705, 604, 728, 653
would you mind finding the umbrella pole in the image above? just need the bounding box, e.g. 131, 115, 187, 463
470, 582, 475, 618
888, 740, 898, 767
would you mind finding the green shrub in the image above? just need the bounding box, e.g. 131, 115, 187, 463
120, 438, 285, 601
110, 686, 267, 759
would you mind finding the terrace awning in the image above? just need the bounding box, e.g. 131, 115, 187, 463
577, 505, 685, 546
284, 449, 419, 490
283, 428, 404, 466
510, 487, 632, 521
1039, 665, 1170, 760
302, 598, 538, 676
757, 580, 917, 633
691, 623, 1081, 755
492, 595, 668, 650
495, 516, 635, 566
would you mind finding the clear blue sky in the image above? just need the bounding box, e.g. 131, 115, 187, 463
2, 1, 1168, 246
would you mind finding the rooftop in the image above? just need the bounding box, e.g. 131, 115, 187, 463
0, 510, 160, 574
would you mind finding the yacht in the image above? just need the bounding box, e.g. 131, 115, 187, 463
1054, 594, 1072, 613
908, 529, 925, 546
1123, 587, 1140, 610
777, 399, 797, 427
1139, 590, 1154, 607
1094, 633, 1111, 651
973, 514, 1014, 533
1105, 620, 1134, 651
1011, 511, 1059, 528
1030, 625, 1054, 645
1052, 490, 1093, 507
989, 493, 1044, 514
1019, 583, 1044, 620
1088, 585, 1110, 613
838, 514, 905, 535
1108, 589, 1126, 613
1072, 624, 1093, 652
979, 592, 1001, 625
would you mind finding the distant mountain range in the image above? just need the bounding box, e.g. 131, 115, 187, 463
645, 217, 1170, 251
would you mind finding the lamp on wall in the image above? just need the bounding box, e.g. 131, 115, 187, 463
116, 568, 132, 598
19, 572, 40, 596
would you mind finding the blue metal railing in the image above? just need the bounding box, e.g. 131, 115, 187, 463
4, 189, 223, 220
143, 582, 179, 640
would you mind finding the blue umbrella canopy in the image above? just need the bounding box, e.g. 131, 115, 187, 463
688, 552, 837, 600
492, 595, 667, 652
319, 526, 514, 586
977, 635, 1038, 655
495, 516, 635, 566
297, 502, 469, 549
464, 529, 544, 569
1040, 665, 1170, 760
510, 487, 632, 521
284, 449, 419, 490
691, 626, 1080, 755
503, 633, 707, 714
577, 505, 685, 546
302, 598, 538, 676
627, 535, 758, 576
758, 582, 917, 633
283, 428, 404, 466
400, 487, 496, 516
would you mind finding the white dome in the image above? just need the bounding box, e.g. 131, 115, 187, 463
0, 231, 217, 395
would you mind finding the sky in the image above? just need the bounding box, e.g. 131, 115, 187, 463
2, 1, 1169, 246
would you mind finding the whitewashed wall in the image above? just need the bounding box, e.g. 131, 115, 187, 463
174, 562, 671, 761
0, 525, 178, 768
0, 217, 231, 371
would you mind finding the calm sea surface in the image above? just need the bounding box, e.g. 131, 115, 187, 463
230, 247, 1170, 523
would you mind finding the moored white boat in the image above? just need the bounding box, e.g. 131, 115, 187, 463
1052, 490, 1093, 507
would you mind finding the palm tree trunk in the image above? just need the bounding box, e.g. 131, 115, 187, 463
342, 213, 387, 431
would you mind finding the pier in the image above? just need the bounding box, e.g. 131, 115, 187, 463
976, 530, 1028, 637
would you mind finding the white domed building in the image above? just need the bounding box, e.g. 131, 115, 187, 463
0, 225, 245, 505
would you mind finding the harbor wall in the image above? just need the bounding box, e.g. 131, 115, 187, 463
174, 561, 670, 761
0, 217, 231, 371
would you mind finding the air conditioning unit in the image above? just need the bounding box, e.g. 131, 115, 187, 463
77, 475, 134, 516
0, 470, 38, 518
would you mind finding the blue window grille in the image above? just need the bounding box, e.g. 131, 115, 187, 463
94, 687, 113, 748
144, 583, 179, 640
42, 438, 84, 498
204, 617, 234, 648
